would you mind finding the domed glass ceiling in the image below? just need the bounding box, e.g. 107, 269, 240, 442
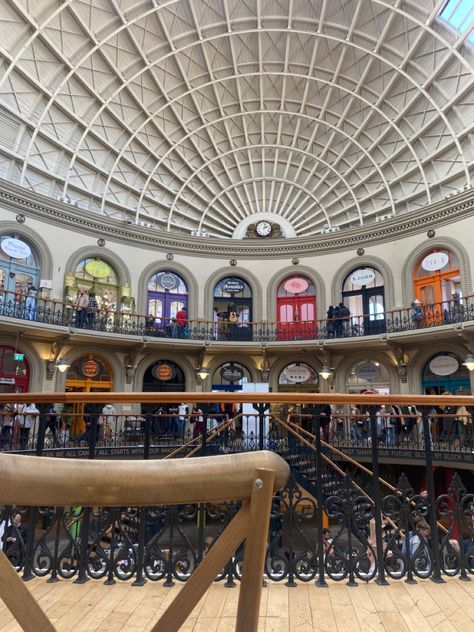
0, 0, 472, 239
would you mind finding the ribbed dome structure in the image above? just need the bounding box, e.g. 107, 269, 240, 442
0, 0, 472, 239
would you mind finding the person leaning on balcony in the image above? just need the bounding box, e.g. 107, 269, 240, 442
75, 287, 89, 328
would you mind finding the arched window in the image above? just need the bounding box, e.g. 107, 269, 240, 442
0, 235, 39, 301
71, 258, 120, 311
346, 360, 391, 394
421, 352, 470, 395
277, 276, 316, 340
278, 362, 318, 386
211, 361, 252, 391
147, 271, 188, 325
213, 277, 253, 341
342, 267, 385, 335
413, 249, 461, 321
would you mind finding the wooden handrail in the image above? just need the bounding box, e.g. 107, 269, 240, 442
0, 391, 473, 406
0, 450, 289, 632
0, 451, 288, 507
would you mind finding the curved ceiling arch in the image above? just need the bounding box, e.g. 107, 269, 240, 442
0, 0, 471, 241
93, 69, 431, 216
165, 142, 363, 231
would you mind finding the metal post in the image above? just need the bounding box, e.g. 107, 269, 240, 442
421, 406, 445, 583
369, 406, 388, 585
313, 406, 327, 587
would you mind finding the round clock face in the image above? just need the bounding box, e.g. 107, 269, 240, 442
256, 221, 272, 237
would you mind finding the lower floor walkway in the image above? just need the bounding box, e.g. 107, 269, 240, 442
0, 574, 473, 631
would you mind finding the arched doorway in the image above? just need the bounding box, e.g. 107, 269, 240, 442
0, 345, 30, 394
413, 249, 461, 323
277, 276, 317, 340
147, 271, 188, 328
64, 355, 113, 436
213, 277, 253, 341
421, 352, 471, 395
342, 267, 385, 335
142, 360, 185, 417
278, 362, 319, 432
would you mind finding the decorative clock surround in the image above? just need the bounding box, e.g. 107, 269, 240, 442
246, 221, 283, 239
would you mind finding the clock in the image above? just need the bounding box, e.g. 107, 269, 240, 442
255, 220, 272, 237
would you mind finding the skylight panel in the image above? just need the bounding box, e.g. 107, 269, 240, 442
439, 0, 474, 45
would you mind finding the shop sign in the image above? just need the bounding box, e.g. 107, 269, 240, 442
429, 355, 458, 376
421, 252, 449, 272
152, 363, 175, 381
84, 260, 112, 279
0, 377, 15, 384
222, 278, 245, 295
350, 269, 376, 286
220, 363, 244, 382
158, 272, 179, 290
81, 360, 100, 378
40, 279, 53, 289
283, 277, 309, 294
283, 364, 311, 383
13, 353, 24, 361
1, 238, 31, 260
356, 361, 380, 381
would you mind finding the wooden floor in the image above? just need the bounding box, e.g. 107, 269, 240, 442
1, 575, 474, 631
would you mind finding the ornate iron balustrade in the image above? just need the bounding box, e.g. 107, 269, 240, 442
1, 410, 472, 466
1, 392, 473, 586
1, 289, 474, 342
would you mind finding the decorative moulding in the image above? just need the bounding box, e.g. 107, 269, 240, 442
0, 179, 473, 260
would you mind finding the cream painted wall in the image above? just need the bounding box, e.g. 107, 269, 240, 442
2, 206, 473, 322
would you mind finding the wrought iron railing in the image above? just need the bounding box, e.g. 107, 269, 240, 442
0, 392, 473, 586
1, 288, 474, 342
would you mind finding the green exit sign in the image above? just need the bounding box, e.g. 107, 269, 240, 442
14, 353, 24, 361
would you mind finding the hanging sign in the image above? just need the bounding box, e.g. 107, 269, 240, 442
220, 363, 244, 382
350, 269, 376, 287
1, 238, 31, 260
429, 355, 458, 376
282, 364, 312, 383
222, 278, 245, 295
283, 277, 309, 294
152, 363, 175, 381
84, 260, 112, 279
158, 272, 179, 291
14, 353, 24, 361
421, 252, 449, 272
81, 360, 100, 378
356, 361, 380, 381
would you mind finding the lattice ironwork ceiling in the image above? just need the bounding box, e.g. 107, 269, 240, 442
0, 0, 472, 239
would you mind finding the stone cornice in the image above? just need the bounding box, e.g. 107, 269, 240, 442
1, 179, 473, 259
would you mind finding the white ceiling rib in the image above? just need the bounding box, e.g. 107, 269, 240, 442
0, 0, 472, 239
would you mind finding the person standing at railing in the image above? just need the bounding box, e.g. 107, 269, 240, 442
75, 288, 89, 328
86, 291, 98, 328
191, 405, 204, 439
19, 402, 39, 450
0, 403, 15, 450
24, 285, 37, 320
175, 306, 188, 338
326, 305, 335, 337
349, 405, 364, 444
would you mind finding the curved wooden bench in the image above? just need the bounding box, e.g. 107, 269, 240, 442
0, 451, 289, 632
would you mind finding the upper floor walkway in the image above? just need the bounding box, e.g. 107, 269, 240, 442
2, 288, 474, 345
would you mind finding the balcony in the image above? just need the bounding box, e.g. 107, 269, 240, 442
1, 289, 474, 345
